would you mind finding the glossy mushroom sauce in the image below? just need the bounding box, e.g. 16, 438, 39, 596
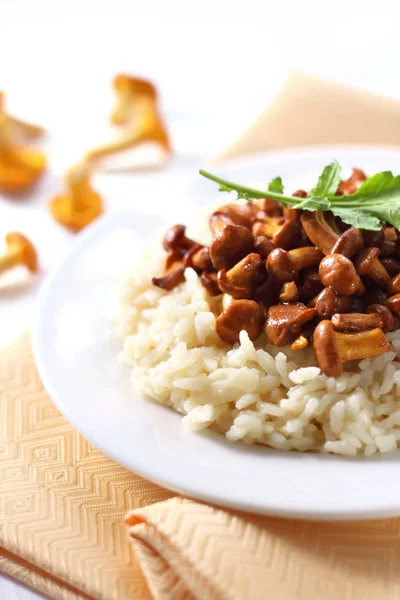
152, 169, 400, 377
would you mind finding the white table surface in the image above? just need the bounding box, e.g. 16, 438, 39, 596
2, 0, 400, 597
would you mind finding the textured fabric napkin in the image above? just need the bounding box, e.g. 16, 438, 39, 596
2, 72, 400, 600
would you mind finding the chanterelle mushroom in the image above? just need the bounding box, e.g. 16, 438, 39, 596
49, 162, 103, 232
265, 303, 316, 346
218, 253, 263, 299
210, 224, 254, 271
84, 75, 171, 170
216, 299, 265, 344
355, 247, 391, 289
0, 93, 46, 193
0, 232, 38, 275
300, 211, 340, 255
313, 320, 391, 377
319, 254, 363, 296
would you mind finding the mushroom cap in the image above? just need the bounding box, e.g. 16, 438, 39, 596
209, 212, 234, 236
319, 253, 362, 296
300, 211, 339, 255
210, 224, 254, 271
113, 74, 157, 99
265, 303, 316, 347
331, 227, 364, 259
313, 320, 342, 377
162, 224, 187, 252
216, 299, 265, 344
0, 147, 46, 192
6, 232, 38, 272
367, 304, 395, 332
272, 219, 303, 250
218, 253, 263, 299
266, 248, 298, 285
385, 293, 400, 317
50, 191, 103, 232
253, 236, 274, 259
314, 287, 337, 318
355, 247, 381, 274
215, 202, 260, 230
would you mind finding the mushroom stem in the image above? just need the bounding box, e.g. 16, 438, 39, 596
288, 247, 323, 270
331, 312, 383, 332
252, 219, 283, 238
300, 211, 339, 255
313, 320, 391, 376
0, 232, 38, 275
355, 248, 391, 288
336, 328, 391, 362
50, 162, 103, 232
85, 96, 171, 165
0, 246, 21, 273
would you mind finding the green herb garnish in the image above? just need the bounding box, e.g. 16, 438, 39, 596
199, 161, 400, 231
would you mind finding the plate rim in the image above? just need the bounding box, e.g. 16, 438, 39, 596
33, 143, 400, 520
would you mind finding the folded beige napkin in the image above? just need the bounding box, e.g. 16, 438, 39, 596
2, 72, 400, 600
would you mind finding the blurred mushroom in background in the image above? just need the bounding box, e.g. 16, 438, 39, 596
0, 92, 46, 193
49, 162, 103, 232
50, 74, 171, 231
0, 232, 38, 277
84, 74, 172, 171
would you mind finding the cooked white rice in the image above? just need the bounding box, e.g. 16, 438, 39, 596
117, 209, 400, 456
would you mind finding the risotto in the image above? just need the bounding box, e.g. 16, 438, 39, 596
117, 207, 400, 457
118, 160, 400, 456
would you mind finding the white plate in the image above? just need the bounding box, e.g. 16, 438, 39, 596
33, 145, 400, 520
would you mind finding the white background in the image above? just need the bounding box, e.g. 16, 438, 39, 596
2, 0, 400, 597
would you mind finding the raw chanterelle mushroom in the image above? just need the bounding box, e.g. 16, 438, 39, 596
0, 92, 46, 193
49, 162, 103, 232
0, 232, 38, 275
84, 75, 171, 170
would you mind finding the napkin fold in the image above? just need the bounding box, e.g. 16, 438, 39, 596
0, 334, 173, 600
2, 72, 400, 600
216, 71, 400, 161
127, 498, 400, 600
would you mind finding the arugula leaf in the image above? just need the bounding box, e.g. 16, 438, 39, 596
295, 195, 331, 212
330, 171, 400, 230
199, 165, 400, 231
268, 176, 284, 194
313, 160, 342, 196
329, 207, 382, 231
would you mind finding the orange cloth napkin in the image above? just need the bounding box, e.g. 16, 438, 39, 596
2, 72, 400, 600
